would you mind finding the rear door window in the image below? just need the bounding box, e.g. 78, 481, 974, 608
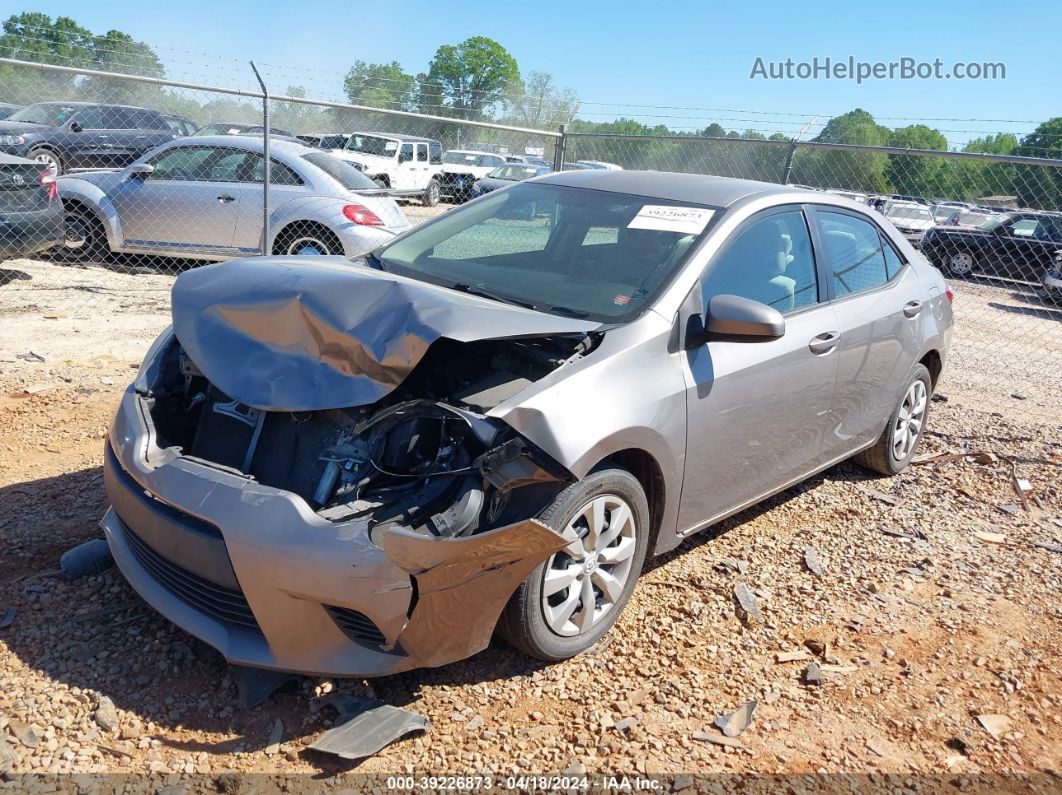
816, 210, 890, 297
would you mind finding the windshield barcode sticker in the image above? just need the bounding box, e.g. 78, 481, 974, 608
628, 205, 715, 235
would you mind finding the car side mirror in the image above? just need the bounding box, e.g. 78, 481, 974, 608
699, 294, 785, 342
126, 163, 155, 180
69, 121, 83, 133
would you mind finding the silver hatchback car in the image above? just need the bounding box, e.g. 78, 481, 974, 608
102, 171, 952, 676
54, 136, 409, 262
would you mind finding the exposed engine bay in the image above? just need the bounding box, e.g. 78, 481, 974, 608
140, 333, 598, 541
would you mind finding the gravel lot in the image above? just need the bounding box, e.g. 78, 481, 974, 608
0, 211, 1059, 789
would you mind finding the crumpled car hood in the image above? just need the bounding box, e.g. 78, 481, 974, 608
171, 257, 598, 411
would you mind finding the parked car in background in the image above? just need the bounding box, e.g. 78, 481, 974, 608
921, 210, 1062, 280
335, 132, 443, 205
882, 200, 935, 248
103, 172, 951, 677
471, 163, 551, 198
54, 136, 409, 262
521, 155, 550, 167
297, 133, 352, 153
162, 114, 198, 137
439, 150, 509, 201
0, 153, 62, 261
937, 207, 1000, 228
573, 160, 624, 171
193, 123, 294, 137
1042, 251, 1062, 305
0, 102, 175, 175
0, 102, 21, 120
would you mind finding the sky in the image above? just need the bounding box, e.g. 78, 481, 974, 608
19, 0, 1062, 147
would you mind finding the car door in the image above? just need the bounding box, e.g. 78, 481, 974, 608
413, 142, 429, 187
62, 106, 119, 169
997, 216, 1061, 281
231, 154, 308, 253
678, 205, 840, 531
809, 207, 926, 456
108, 145, 242, 254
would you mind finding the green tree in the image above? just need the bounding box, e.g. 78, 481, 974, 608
0, 12, 94, 101
796, 108, 890, 192
1015, 118, 1062, 209
424, 36, 520, 120
886, 124, 948, 197
343, 61, 415, 111
503, 70, 577, 129
81, 30, 165, 104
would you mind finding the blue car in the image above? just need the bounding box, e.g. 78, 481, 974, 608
471, 164, 551, 198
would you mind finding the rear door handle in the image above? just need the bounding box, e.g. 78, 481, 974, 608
808, 331, 840, 355
217, 194, 236, 203
903, 300, 923, 317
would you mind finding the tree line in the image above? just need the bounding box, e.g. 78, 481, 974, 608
1, 12, 1059, 207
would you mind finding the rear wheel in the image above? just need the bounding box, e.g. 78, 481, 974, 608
272, 223, 342, 256
855, 364, 932, 475
422, 178, 440, 207
52, 205, 106, 263
945, 250, 975, 277
498, 469, 649, 661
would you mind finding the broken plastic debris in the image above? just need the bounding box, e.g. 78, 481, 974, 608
975, 531, 1007, 544
803, 547, 824, 577
59, 539, 114, 580
692, 730, 743, 748
231, 665, 298, 709
975, 713, 1012, 738
713, 700, 757, 737
803, 663, 825, 686
1030, 540, 1062, 554
264, 719, 283, 756
309, 697, 430, 760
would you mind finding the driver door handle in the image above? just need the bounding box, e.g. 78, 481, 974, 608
903, 300, 923, 317
808, 331, 840, 355
216, 194, 236, 203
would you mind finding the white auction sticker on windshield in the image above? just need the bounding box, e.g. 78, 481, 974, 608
628, 205, 714, 235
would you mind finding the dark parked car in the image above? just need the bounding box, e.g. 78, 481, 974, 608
161, 114, 198, 137
0, 102, 175, 175
0, 102, 21, 120
921, 211, 1062, 281
0, 153, 63, 261
471, 163, 551, 198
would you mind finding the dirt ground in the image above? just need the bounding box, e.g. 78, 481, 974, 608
0, 234, 1059, 791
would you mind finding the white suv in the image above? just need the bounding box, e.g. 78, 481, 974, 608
335, 132, 444, 206
439, 150, 509, 201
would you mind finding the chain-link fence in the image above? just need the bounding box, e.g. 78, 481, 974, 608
1, 57, 1059, 424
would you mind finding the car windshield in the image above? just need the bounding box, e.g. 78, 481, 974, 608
301, 152, 377, 191
376, 183, 720, 323
193, 124, 248, 136
7, 103, 80, 126
487, 165, 540, 181
443, 152, 490, 166
886, 205, 933, 222
345, 135, 398, 156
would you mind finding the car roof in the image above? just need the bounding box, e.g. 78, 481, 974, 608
25, 100, 158, 112
349, 131, 437, 143
446, 149, 501, 156
536, 170, 808, 207
168, 135, 315, 156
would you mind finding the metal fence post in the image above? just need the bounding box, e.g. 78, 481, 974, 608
781, 139, 798, 185
554, 123, 567, 172
250, 62, 270, 255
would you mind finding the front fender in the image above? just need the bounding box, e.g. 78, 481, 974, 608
56, 178, 123, 249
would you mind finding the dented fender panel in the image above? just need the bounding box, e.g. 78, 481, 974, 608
383, 519, 568, 667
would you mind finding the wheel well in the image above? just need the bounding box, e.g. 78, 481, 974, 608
272, 221, 342, 255
374, 175, 391, 188
594, 449, 665, 558
920, 349, 943, 389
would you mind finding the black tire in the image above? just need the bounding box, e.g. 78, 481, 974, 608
272, 223, 342, 256
52, 204, 106, 263
422, 178, 440, 207
854, 364, 933, 476
497, 468, 650, 661
373, 177, 389, 189
27, 147, 63, 176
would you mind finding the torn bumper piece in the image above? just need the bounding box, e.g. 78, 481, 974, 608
101, 385, 567, 677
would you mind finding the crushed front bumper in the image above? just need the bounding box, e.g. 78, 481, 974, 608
102, 385, 565, 676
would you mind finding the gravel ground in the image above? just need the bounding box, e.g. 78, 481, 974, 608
0, 221, 1059, 790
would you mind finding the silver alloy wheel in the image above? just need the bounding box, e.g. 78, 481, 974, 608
63, 213, 89, 251
947, 252, 974, 276
287, 236, 331, 256
427, 180, 440, 204
892, 379, 927, 460
31, 150, 60, 175
541, 494, 638, 637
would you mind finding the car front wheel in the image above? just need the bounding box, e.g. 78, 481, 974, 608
28, 147, 62, 176
422, 178, 440, 207
854, 363, 932, 476
498, 468, 649, 661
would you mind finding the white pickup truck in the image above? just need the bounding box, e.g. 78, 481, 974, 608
334, 132, 444, 206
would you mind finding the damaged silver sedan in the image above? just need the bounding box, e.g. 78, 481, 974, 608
101, 170, 953, 676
